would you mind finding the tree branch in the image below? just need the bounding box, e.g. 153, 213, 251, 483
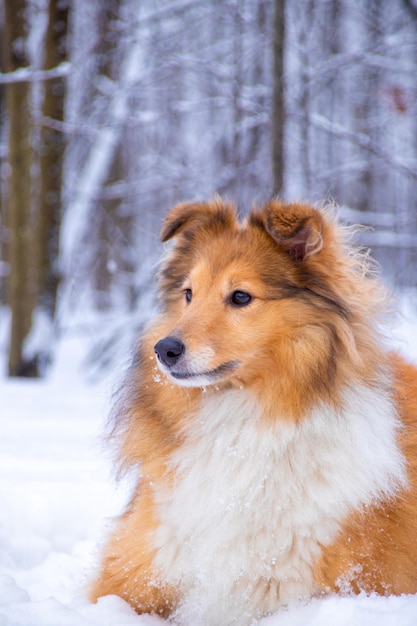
0, 62, 70, 84
310, 113, 417, 181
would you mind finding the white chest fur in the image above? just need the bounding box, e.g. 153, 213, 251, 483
152, 386, 406, 626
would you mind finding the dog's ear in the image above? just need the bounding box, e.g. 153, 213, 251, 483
161, 198, 236, 242
260, 201, 324, 262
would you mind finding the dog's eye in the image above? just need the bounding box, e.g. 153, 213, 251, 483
184, 288, 192, 303
230, 290, 252, 306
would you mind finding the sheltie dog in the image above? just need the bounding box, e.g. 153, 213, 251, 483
90, 199, 417, 625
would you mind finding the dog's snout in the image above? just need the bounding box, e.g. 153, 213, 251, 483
154, 336, 185, 368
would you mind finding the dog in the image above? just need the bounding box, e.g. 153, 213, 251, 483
90, 198, 417, 625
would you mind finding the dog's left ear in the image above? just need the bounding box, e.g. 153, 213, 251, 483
261, 201, 324, 262
161, 198, 236, 242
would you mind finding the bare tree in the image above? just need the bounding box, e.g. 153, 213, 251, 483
37, 0, 69, 320
271, 0, 285, 196
3, 0, 70, 376
0, 4, 7, 306
90, 0, 138, 312
2, 0, 416, 376
4, 0, 36, 376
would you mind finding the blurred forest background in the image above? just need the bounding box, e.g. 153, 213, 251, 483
0, 0, 416, 377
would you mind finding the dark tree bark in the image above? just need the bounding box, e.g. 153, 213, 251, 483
271, 0, 285, 197
0, 18, 6, 306
38, 0, 69, 319
4, 0, 36, 377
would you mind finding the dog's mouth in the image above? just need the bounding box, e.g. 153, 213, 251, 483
160, 360, 239, 387
153, 337, 239, 387
171, 360, 238, 380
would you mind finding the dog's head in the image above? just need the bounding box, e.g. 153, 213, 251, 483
153, 198, 380, 413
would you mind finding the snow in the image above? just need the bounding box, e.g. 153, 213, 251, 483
1, 296, 417, 626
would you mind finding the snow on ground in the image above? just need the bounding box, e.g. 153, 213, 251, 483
1, 295, 417, 626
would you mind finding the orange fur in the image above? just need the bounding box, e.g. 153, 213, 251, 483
316, 353, 417, 595
90, 199, 417, 623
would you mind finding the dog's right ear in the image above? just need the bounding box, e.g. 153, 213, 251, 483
258, 201, 324, 262
161, 198, 236, 242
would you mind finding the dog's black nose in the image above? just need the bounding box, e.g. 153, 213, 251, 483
154, 337, 185, 368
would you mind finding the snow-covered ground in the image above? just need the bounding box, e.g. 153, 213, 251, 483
1, 295, 417, 626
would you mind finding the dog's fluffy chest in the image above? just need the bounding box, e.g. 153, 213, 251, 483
152, 387, 405, 626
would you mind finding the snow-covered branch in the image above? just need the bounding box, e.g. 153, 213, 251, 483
341, 207, 398, 229
310, 113, 417, 180
301, 50, 417, 85
0, 62, 70, 84
127, 0, 209, 26
59, 34, 143, 276
359, 230, 417, 249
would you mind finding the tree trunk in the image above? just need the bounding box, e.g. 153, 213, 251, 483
38, 0, 69, 319
92, 0, 124, 311
0, 19, 6, 306
271, 0, 286, 197
4, 0, 37, 377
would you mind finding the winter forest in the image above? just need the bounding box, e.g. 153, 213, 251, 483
0, 0, 416, 377
1, 3, 417, 626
